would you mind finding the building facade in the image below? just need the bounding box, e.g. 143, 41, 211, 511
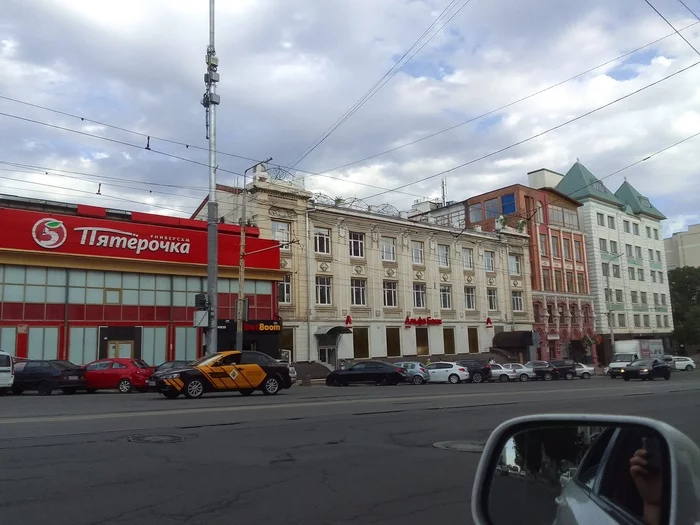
193, 169, 533, 367
0, 195, 283, 364
665, 223, 700, 270
553, 162, 674, 362
457, 177, 596, 363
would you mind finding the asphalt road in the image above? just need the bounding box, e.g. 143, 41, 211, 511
2, 373, 700, 525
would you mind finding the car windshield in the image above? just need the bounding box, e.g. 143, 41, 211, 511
189, 354, 224, 367
132, 359, 150, 368
613, 353, 636, 362
630, 359, 654, 367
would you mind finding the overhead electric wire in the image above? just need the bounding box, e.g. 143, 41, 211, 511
287, 0, 475, 169
348, 58, 700, 201
310, 19, 700, 176
677, 0, 700, 20
643, 0, 700, 56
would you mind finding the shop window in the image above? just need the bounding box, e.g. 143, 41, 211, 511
186, 276, 202, 291
0, 327, 17, 355
86, 288, 103, 305
443, 328, 456, 354
69, 327, 98, 365
415, 327, 429, 355
142, 327, 167, 366
5, 265, 25, 284
68, 270, 87, 287
155, 291, 170, 307
353, 327, 369, 359
105, 272, 122, 288
139, 274, 156, 290
122, 290, 139, 306
279, 328, 295, 361
173, 291, 187, 307
47, 286, 65, 303
386, 327, 401, 357
255, 281, 272, 294
26, 267, 47, 285
139, 290, 156, 306
156, 275, 170, 291
501, 194, 516, 215
218, 278, 230, 293
105, 289, 121, 305
27, 327, 58, 360
25, 285, 46, 303
68, 287, 86, 304
175, 327, 198, 361
172, 276, 187, 291
84, 271, 103, 289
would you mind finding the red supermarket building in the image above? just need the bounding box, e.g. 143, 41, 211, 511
0, 194, 283, 365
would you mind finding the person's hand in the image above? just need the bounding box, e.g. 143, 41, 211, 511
630, 448, 662, 525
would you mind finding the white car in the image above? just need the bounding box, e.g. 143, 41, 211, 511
672, 356, 696, 371
574, 362, 595, 379
501, 362, 536, 381
489, 363, 520, 382
0, 351, 14, 395
425, 362, 469, 384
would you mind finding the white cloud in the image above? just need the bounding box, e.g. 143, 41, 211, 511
0, 0, 699, 233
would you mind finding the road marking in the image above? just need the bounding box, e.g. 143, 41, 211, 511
1, 382, 695, 425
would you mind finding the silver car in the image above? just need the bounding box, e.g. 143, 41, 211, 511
394, 361, 430, 385
489, 363, 520, 383
501, 362, 536, 381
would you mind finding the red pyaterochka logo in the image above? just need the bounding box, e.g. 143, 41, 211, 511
32, 218, 67, 249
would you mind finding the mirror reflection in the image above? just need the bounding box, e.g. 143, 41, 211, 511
488, 424, 669, 525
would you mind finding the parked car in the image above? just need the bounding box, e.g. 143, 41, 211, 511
84, 358, 154, 393
425, 362, 469, 384
672, 356, 696, 371
11, 359, 85, 395
154, 360, 191, 373
326, 361, 407, 386
0, 350, 15, 395
455, 359, 492, 383
621, 358, 672, 381
501, 362, 536, 382
488, 363, 520, 383
532, 359, 576, 381
574, 362, 596, 379
394, 361, 430, 385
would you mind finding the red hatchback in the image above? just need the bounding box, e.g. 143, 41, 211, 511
83, 358, 154, 393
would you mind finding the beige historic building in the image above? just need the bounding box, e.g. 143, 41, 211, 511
192, 167, 533, 366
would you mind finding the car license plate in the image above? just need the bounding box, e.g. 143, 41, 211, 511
148, 380, 155, 386
69, 375, 78, 380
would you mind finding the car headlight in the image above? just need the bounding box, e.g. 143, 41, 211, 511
641, 369, 649, 373
620, 369, 625, 373
162, 373, 180, 379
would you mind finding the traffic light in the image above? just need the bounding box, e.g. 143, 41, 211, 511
194, 293, 208, 310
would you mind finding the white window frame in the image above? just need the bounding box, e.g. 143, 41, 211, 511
439, 284, 452, 310
350, 278, 367, 306
272, 221, 291, 246
438, 244, 450, 267
278, 274, 292, 304
485, 250, 496, 272
314, 227, 331, 254
511, 291, 523, 312
596, 213, 605, 226
315, 276, 332, 305
383, 281, 398, 307
487, 289, 498, 311
381, 237, 396, 262
508, 254, 521, 275
412, 283, 426, 309
349, 232, 365, 258
462, 247, 474, 269
464, 286, 476, 310
411, 241, 424, 265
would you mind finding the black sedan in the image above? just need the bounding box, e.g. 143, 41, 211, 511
12, 359, 86, 395
326, 361, 407, 386
621, 359, 671, 381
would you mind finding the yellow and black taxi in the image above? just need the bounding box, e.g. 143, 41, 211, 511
149, 350, 293, 399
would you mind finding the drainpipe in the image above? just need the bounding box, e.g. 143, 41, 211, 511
305, 204, 313, 362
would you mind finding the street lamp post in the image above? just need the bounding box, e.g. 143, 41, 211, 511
235, 157, 273, 352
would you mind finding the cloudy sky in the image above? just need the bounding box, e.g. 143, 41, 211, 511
2, 0, 700, 235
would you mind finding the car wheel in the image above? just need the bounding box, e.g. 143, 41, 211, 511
623, 376, 630, 381
610, 374, 617, 379
519, 374, 529, 382
581, 372, 591, 379
118, 379, 132, 394
184, 378, 205, 399
62, 388, 77, 395
664, 373, 671, 381
471, 372, 483, 384
162, 391, 180, 399
565, 372, 574, 380
262, 376, 281, 395
499, 374, 510, 383
686, 365, 694, 372
543, 372, 553, 381
37, 382, 53, 396
411, 375, 424, 385
648, 375, 655, 381
240, 389, 254, 396
448, 373, 460, 384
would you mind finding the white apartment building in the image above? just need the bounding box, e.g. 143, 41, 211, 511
193, 167, 533, 366
665, 223, 700, 269
554, 162, 674, 359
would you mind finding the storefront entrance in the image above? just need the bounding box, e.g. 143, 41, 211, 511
319, 347, 338, 369
107, 340, 134, 358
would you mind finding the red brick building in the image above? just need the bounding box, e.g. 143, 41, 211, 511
463, 177, 597, 363
0, 195, 283, 364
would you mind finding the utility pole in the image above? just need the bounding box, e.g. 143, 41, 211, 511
235, 158, 272, 352
607, 253, 624, 353
202, 0, 220, 355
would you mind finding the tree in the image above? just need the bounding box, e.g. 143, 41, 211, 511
668, 267, 700, 345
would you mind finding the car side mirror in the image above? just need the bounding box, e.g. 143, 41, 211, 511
472, 415, 700, 525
